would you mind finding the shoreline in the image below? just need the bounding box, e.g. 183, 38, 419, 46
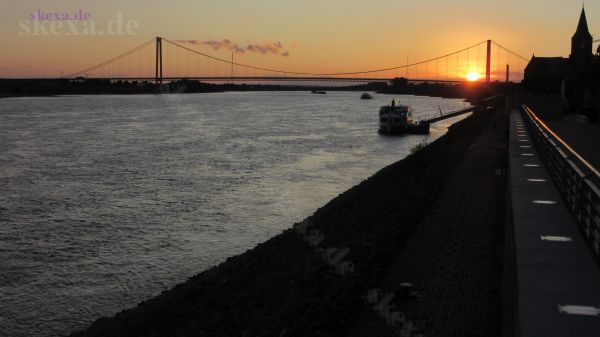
0, 90, 464, 100
70, 103, 501, 336
0, 79, 517, 101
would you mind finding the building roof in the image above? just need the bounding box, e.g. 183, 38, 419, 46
526, 56, 569, 72
573, 7, 593, 41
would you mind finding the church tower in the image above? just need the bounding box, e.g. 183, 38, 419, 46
570, 7, 593, 68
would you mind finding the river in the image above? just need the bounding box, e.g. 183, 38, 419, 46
0, 91, 470, 336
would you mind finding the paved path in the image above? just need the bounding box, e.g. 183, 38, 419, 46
519, 95, 600, 184
509, 109, 600, 337
349, 108, 508, 337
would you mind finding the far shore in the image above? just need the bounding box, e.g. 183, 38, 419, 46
0, 78, 519, 101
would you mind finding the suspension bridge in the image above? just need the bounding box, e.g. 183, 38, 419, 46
66, 37, 530, 84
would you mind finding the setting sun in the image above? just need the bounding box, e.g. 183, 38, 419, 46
465, 72, 481, 82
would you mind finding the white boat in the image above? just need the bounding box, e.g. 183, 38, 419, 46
378, 99, 429, 135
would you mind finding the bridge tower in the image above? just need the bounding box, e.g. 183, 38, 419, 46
155, 37, 163, 84
486, 39, 491, 83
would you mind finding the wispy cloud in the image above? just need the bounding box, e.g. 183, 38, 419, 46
175, 38, 291, 57
203, 39, 246, 54
247, 41, 284, 55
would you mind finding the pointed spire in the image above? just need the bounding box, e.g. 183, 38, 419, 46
574, 7, 592, 39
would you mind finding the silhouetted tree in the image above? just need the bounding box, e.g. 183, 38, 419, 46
391, 77, 408, 88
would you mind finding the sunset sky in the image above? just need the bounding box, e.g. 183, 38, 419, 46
1, 0, 599, 78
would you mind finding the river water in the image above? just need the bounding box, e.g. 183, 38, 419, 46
0, 91, 470, 337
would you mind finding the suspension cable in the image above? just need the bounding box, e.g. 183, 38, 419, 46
162, 38, 489, 77
66, 38, 155, 78
490, 41, 529, 62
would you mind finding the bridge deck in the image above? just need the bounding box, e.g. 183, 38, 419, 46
62, 76, 463, 83
509, 109, 600, 336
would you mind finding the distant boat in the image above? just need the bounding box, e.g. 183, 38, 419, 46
360, 93, 373, 99
378, 99, 429, 135
311, 90, 327, 94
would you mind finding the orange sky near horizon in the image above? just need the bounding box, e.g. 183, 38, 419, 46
1, 0, 598, 78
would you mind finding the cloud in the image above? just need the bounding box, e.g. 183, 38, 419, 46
202, 39, 246, 54
175, 38, 291, 57
246, 41, 285, 55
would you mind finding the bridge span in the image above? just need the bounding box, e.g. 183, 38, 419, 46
70, 76, 463, 83
60, 37, 529, 85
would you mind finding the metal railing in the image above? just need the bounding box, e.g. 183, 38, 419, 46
520, 104, 600, 259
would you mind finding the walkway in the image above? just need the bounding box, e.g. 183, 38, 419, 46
519, 95, 600, 184
509, 108, 600, 336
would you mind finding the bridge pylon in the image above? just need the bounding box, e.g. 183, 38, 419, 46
155, 37, 163, 84
486, 39, 491, 83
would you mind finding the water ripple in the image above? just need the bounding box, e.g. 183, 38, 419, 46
0, 91, 469, 337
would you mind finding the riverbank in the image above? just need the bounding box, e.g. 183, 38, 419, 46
0, 78, 383, 99
70, 106, 503, 337
0, 78, 516, 100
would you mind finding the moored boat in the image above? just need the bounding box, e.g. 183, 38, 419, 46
378, 99, 430, 135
